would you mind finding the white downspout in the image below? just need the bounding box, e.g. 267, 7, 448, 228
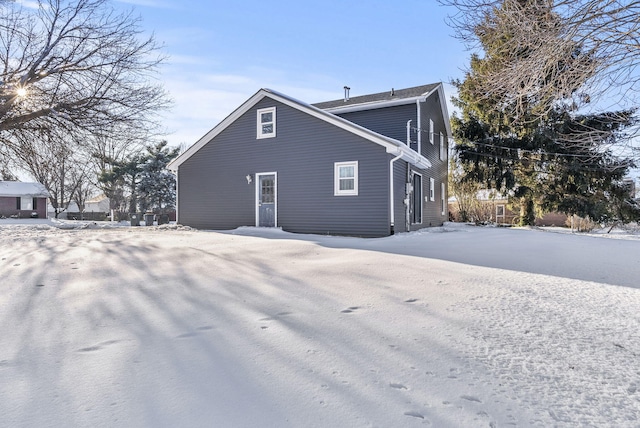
389, 153, 403, 233
406, 120, 412, 147
416, 100, 422, 154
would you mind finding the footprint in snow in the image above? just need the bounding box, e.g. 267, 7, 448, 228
390, 383, 408, 390
77, 340, 122, 352
196, 325, 214, 331
341, 306, 360, 313
176, 332, 198, 339
460, 395, 482, 403
260, 312, 293, 321
404, 411, 425, 420
405, 298, 419, 303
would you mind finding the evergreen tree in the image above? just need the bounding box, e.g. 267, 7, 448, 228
137, 141, 179, 214
452, 0, 638, 225
97, 153, 143, 217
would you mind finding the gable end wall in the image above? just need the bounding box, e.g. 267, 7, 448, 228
177, 98, 392, 237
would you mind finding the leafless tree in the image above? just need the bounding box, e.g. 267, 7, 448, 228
0, 0, 170, 157
440, 0, 640, 145
11, 128, 89, 217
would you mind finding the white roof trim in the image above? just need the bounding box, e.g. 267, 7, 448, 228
433, 84, 452, 137
322, 96, 427, 114
168, 88, 432, 171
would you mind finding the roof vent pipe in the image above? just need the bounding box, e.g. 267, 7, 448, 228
343, 86, 350, 102
391, 88, 395, 96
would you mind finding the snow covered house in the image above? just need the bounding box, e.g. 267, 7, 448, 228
168, 84, 450, 237
0, 181, 50, 219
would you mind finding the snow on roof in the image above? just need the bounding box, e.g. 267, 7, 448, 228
0, 181, 50, 198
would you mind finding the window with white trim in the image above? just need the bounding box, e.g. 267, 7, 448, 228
441, 182, 446, 215
257, 107, 276, 139
439, 132, 446, 161
334, 161, 358, 196
429, 119, 434, 144
429, 177, 435, 201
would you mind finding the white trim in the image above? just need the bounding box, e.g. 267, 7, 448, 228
255, 172, 278, 227
388, 153, 403, 229
257, 107, 276, 139
167, 88, 432, 171
496, 204, 505, 220
334, 161, 358, 196
429, 177, 435, 201
439, 132, 445, 161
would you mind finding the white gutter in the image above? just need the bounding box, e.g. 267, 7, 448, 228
389, 152, 403, 229
323, 96, 424, 114
386, 145, 431, 169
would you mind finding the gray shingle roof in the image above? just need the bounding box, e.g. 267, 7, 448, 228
312, 83, 440, 110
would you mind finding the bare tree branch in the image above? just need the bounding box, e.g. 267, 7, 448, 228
440, 0, 640, 139
0, 0, 170, 148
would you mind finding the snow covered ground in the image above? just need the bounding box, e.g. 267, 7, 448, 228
0, 220, 639, 427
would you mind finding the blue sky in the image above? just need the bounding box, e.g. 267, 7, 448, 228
113, 0, 471, 146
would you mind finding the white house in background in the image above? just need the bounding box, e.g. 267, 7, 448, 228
85, 194, 110, 212
47, 194, 110, 218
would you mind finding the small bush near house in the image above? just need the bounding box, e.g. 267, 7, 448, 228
565, 215, 599, 232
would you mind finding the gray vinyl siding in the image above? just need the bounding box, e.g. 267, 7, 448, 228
392, 160, 409, 233
178, 97, 392, 237
419, 94, 449, 226
338, 100, 449, 229
334, 104, 417, 146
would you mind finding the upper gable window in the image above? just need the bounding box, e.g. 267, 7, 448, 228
257, 107, 276, 139
439, 132, 446, 161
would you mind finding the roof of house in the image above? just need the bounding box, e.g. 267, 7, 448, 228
86, 194, 109, 204
167, 88, 432, 171
312, 83, 440, 110
0, 181, 50, 198
312, 83, 452, 137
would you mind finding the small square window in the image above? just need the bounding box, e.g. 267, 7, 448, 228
334, 161, 358, 196
257, 107, 276, 139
